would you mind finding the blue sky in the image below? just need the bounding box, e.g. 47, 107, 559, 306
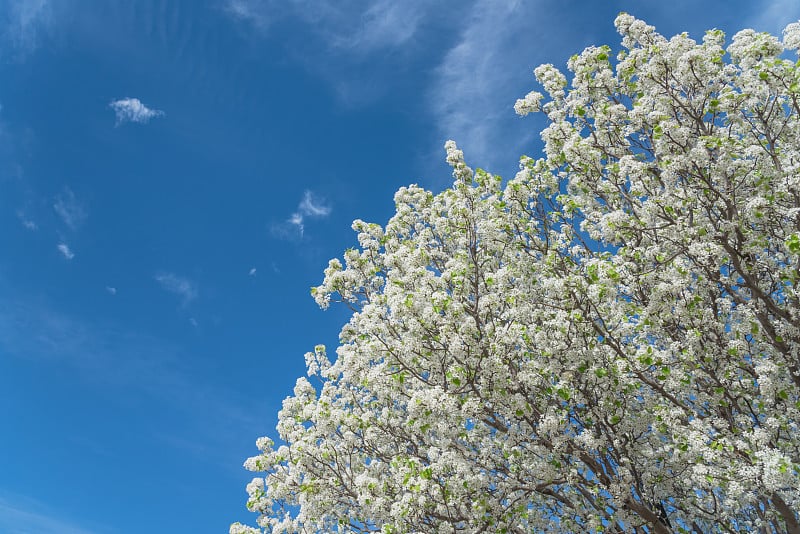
1, 1, 798, 532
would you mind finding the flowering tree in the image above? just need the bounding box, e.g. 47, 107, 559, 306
233, 14, 800, 533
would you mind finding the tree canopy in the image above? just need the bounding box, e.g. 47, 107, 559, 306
233, 14, 800, 533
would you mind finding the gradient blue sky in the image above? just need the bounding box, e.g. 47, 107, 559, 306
1, 1, 798, 532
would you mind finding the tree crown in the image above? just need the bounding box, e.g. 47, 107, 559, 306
233, 14, 800, 534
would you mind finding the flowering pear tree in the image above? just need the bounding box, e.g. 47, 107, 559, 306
233, 14, 800, 533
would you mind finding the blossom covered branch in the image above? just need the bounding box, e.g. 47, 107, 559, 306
234, 14, 800, 533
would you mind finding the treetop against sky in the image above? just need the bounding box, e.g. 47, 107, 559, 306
236, 12, 800, 534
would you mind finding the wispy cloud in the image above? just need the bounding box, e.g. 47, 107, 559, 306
746, 0, 800, 33
272, 190, 331, 239
224, 0, 589, 179
1, 0, 52, 59
16, 210, 37, 230
248, 267, 256, 276
57, 242, 74, 260
222, 1, 464, 109
297, 190, 331, 217
223, 0, 429, 52
155, 272, 197, 306
0, 492, 100, 534
320, 0, 426, 52
427, 0, 543, 175
53, 187, 86, 230
224, 0, 269, 29
109, 97, 164, 125
105, 286, 116, 295
286, 213, 304, 234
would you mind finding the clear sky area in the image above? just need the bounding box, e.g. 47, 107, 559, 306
1, 1, 798, 532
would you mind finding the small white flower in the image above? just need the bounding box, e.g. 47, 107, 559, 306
783, 21, 800, 51
514, 91, 544, 116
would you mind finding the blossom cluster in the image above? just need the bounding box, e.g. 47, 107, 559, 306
235, 14, 800, 533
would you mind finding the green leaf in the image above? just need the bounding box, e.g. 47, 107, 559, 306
587, 264, 599, 283
786, 233, 800, 255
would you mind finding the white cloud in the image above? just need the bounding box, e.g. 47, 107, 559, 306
109, 98, 164, 125
53, 187, 86, 230
155, 272, 197, 305
248, 267, 257, 276
287, 212, 304, 231
297, 190, 331, 217
274, 190, 332, 239
105, 286, 117, 295
271, 216, 302, 240
57, 242, 74, 260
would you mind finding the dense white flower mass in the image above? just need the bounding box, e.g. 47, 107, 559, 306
784, 22, 800, 51
233, 14, 800, 534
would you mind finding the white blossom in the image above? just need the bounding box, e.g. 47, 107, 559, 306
514, 90, 543, 116
783, 21, 800, 52
234, 15, 800, 534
